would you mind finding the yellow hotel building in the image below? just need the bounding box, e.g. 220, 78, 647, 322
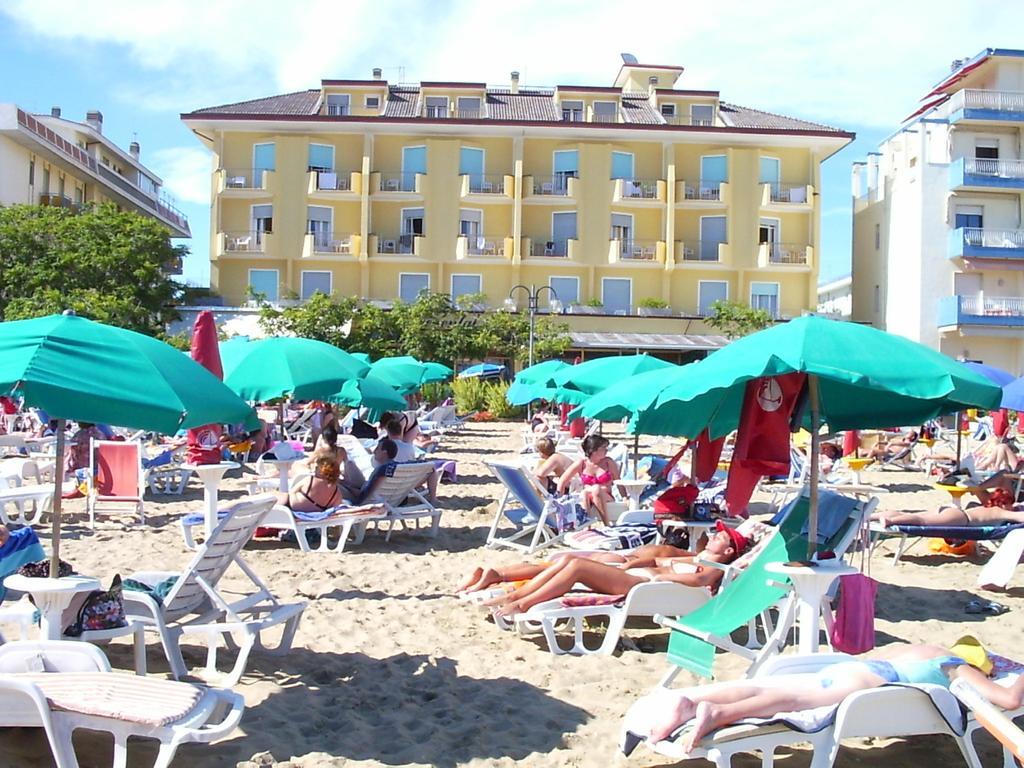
182, 58, 851, 355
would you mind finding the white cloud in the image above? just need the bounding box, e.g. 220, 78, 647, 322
148, 146, 212, 206
6, 0, 1024, 128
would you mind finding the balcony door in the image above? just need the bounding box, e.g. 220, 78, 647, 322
551, 212, 577, 256
553, 150, 578, 192
307, 206, 332, 249
759, 218, 781, 256
759, 156, 780, 197
700, 155, 727, 197
611, 213, 633, 254
699, 215, 726, 261
253, 143, 275, 183
401, 207, 424, 253
611, 151, 634, 181
698, 280, 728, 316
459, 209, 483, 248
459, 147, 485, 189
401, 145, 426, 191
251, 204, 273, 244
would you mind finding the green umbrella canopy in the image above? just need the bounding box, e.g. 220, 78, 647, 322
370, 356, 429, 395
329, 372, 407, 412
577, 315, 1002, 437
422, 361, 454, 383
552, 354, 677, 405
219, 336, 369, 402
0, 314, 256, 433
351, 352, 372, 364
507, 359, 571, 405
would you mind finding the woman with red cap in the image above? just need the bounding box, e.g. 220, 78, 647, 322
482, 521, 750, 616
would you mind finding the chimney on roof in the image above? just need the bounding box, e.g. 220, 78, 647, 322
372, 67, 382, 80
648, 75, 658, 96
85, 110, 103, 133
129, 141, 140, 160
51, 106, 61, 118
510, 71, 520, 94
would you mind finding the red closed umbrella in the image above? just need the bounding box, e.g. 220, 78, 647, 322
186, 311, 224, 464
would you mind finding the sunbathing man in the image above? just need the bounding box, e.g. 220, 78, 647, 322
481, 523, 750, 616
635, 638, 1024, 756
872, 487, 1024, 528
868, 430, 918, 462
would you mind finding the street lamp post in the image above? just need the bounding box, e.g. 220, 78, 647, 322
506, 284, 559, 368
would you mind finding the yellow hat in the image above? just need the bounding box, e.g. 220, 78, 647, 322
950, 635, 993, 675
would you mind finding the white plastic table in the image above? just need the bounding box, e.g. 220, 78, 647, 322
181, 461, 240, 538
764, 560, 858, 654
3, 574, 100, 640
260, 457, 304, 493
614, 479, 651, 511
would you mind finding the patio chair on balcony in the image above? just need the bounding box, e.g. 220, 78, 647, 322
332, 239, 351, 254
226, 175, 246, 189
229, 235, 251, 251
382, 239, 396, 254
540, 181, 554, 195
384, 178, 400, 192
483, 240, 498, 255
544, 241, 556, 256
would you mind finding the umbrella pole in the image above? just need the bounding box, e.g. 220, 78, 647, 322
633, 433, 639, 478
956, 411, 963, 469
808, 376, 821, 561
50, 418, 66, 578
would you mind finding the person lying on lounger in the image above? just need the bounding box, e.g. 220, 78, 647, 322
276, 456, 343, 513
634, 638, 1024, 756
868, 430, 918, 462
480, 522, 751, 616
871, 487, 1024, 528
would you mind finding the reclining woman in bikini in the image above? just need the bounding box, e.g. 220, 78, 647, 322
478, 523, 750, 617
872, 487, 1024, 528
558, 434, 620, 526
634, 639, 1024, 757
276, 456, 343, 513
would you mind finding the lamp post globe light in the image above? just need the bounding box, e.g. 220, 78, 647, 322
506, 284, 559, 368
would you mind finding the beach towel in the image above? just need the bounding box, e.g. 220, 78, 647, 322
0, 528, 45, 601
831, 573, 878, 654
291, 503, 385, 522
801, 492, 859, 545
887, 522, 1024, 541
564, 523, 658, 551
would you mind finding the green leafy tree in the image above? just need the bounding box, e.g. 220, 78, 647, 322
0, 203, 186, 334
707, 300, 773, 339
259, 292, 359, 347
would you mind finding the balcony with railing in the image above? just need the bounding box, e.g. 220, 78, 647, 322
661, 115, 716, 127
219, 230, 271, 256
949, 157, 1024, 191
949, 227, 1024, 260
370, 233, 424, 256
307, 169, 361, 195
589, 108, 620, 123
611, 178, 665, 204
218, 168, 273, 194
757, 242, 812, 267
38, 193, 77, 210
675, 240, 727, 263
607, 239, 664, 264
456, 235, 513, 259
371, 171, 424, 194
947, 89, 1024, 122
525, 237, 577, 258
302, 232, 359, 257
938, 294, 1024, 328
676, 179, 729, 205
459, 173, 513, 200
524, 174, 578, 199
760, 182, 812, 206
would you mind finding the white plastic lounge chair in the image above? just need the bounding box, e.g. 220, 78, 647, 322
0, 640, 244, 768
367, 461, 442, 540
87, 440, 146, 527
336, 435, 376, 478
257, 499, 389, 553
124, 495, 306, 686
0, 484, 52, 526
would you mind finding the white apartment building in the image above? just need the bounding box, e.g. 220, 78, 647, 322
852, 48, 1024, 373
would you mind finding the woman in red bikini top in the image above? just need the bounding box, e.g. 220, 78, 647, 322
557, 434, 620, 526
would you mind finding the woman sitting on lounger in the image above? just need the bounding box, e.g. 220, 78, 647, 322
872, 487, 1024, 528
558, 434, 620, 526
482, 522, 750, 616
276, 455, 343, 513
533, 437, 573, 494
634, 638, 1024, 756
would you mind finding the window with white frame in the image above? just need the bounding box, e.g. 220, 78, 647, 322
975, 138, 999, 160
592, 101, 618, 122
560, 100, 584, 122
660, 103, 676, 118
308, 143, 335, 172
691, 104, 714, 126
365, 95, 380, 109
399, 273, 430, 303
307, 206, 332, 249
457, 97, 482, 118
425, 96, 448, 118
326, 94, 350, 116
451, 274, 482, 303
248, 269, 279, 302
549, 276, 578, 307
602, 277, 632, 314
750, 282, 780, 318
301, 271, 332, 300
698, 281, 728, 316
610, 151, 634, 180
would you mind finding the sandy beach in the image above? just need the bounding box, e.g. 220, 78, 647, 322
0, 420, 1019, 767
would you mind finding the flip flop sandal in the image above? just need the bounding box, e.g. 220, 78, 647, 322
965, 599, 1009, 615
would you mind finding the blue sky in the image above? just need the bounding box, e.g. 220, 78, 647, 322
2, 0, 1019, 288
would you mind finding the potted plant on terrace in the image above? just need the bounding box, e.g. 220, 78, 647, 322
569, 298, 604, 315
637, 297, 672, 317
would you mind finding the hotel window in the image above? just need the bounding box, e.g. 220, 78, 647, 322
954, 205, 983, 230
58, 175, 65, 199
592, 101, 618, 122
425, 96, 449, 118
399, 273, 430, 303
602, 277, 632, 315
610, 151, 634, 180
300, 271, 332, 300
451, 274, 482, 303
660, 103, 676, 118
750, 282, 780, 318
308, 144, 335, 172
975, 139, 999, 160
365, 96, 380, 109
253, 143, 275, 181
307, 206, 332, 249
553, 150, 578, 192
75, 186, 83, 204
28, 158, 34, 186
691, 104, 714, 126
549, 276, 578, 306
41, 166, 50, 194
326, 94, 350, 116
560, 100, 584, 122
457, 97, 482, 118
699, 215, 727, 260
248, 269, 279, 302
698, 281, 728, 316
252, 204, 273, 240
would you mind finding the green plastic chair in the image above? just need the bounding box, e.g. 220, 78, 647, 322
657, 490, 877, 683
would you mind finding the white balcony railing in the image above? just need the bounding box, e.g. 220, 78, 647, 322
950, 89, 1024, 113
960, 295, 1024, 317
963, 228, 1024, 248
964, 158, 1024, 179
764, 242, 808, 264
681, 180, 723, 201
223, 230, 267, 252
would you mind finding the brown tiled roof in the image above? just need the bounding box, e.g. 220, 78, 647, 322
384, 87, 420, 118
486, 92, 560, 121
620, 96, 661, 124
189, 90, 320, 115
719, 102, 845, 133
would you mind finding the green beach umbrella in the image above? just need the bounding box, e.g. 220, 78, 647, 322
552, 354, 676, 405
422, 361, 454, 383
369, 356, 430, 395
330, 373, 407, 412
219, 337, 369, 402
0, 313, 259, 575
351, 352, 372, 365
507, 359, 570, 405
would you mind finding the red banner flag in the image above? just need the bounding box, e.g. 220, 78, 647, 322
725, 373, 807, 516
186, 310, 224, 465
694, 428, 726, 483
